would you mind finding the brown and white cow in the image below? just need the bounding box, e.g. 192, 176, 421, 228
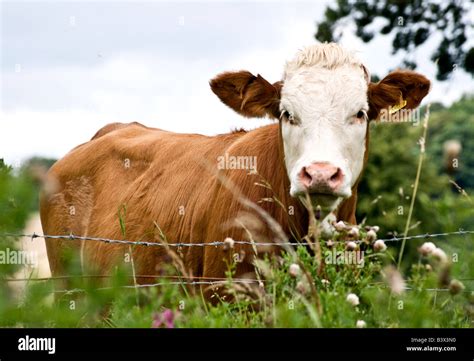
40, 43, 430, 291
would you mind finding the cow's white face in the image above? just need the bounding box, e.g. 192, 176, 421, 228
210, 43, 430, 216
280, 63, 369, 212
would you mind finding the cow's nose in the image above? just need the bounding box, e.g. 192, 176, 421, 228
298, 162, 344, 194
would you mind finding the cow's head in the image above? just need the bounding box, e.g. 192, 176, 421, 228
210, 43, 430, 212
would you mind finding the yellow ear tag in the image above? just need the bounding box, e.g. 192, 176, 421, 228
390, 98, 407, 114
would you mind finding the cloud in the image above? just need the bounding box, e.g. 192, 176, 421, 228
1, 1, 328, 164
1, 0, 472, 166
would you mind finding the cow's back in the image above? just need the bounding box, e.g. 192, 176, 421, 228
40, 122, 282, 280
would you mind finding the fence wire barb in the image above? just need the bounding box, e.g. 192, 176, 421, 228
0, 229, 472, 248
52, 279, 262, 294
50, 281, 471, 295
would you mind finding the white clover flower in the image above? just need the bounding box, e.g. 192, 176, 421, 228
296, 280, 309, 295
418, 242, 436, 256
346, 241, 358, 251
346, 293, 360, 307
373, 239, 387, 252
223, 237, 235, 250
366, 229, 377, 242
334, 221, 346, 232
348, 227, 360, 239
356, 320, 367, 328
321, 279, 330, 286
289, 263, 301, 278
449, 279, 465, 295
432, 247, 448, 264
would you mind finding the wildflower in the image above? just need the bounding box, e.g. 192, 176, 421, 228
449, 279, 465, 295
289, 263, 301, 278
356, 320, 367, 328
321, 279, 330, 286
366, 229, 377, 242
334, 220, 346, 232
346, 293, 360, 307
152, 309, 176, 328
296, 280, 310, 295
346, 241, 357, 251
418, 242, 436, 256
382, 266, 406, 295
348, 227, 360, 239
425, 264, 432, 272
326, 239, 335, 248
371, 226, 380, 233
432, 247, 448, 264
373, 239, 387, 252
223, 237, 235, 250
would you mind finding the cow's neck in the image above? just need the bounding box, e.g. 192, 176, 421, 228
223, 123, 307, 241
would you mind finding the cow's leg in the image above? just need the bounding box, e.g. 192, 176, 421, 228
40, 176, 95, 300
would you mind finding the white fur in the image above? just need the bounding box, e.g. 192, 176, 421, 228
280, 44, 369, 212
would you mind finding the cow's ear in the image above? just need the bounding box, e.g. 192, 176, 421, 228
210, 71, 281, 119
368, 70, 431, 121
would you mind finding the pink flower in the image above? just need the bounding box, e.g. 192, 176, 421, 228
152, 309, 177, 328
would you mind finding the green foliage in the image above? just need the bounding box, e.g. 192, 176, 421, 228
428, 96, 474, 190
0, 161, 37, 233
315, 0, 474, 80
357, 97, 474, 236
0, 233, 471, 328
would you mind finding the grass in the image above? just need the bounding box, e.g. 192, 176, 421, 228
1, 219, 472, 328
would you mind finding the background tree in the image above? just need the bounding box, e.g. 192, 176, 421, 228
315, 0, 474, 80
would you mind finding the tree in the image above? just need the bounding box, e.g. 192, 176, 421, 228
315, 0, 474, 80
356, 97, 474, 236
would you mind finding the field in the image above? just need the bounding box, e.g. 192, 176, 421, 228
0, 97, 473, 328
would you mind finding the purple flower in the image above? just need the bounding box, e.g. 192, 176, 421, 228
152, 309, 176, 328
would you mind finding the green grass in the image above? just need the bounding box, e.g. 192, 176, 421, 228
1, 223, 472, 328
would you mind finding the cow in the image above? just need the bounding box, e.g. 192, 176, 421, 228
39, 43, 430, 296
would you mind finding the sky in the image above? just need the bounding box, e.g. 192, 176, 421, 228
1, 0, 473, 166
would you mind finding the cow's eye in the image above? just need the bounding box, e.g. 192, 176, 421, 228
355, 110, 368, 122
280, 110, 297, 124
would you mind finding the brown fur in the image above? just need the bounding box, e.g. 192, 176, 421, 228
368, 70, 431, 120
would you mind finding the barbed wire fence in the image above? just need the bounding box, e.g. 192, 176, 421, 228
0, 229, 473, 295
1, 228, 473, 247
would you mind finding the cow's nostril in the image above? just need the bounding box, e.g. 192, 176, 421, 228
330, 168, 342, 182
300, 167, 312, 186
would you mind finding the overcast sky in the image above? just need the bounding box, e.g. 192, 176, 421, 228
1, 0, 473, 166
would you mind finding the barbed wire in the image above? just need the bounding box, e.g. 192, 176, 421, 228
0, 229, 473, 248
52, 279, 262, 294
26, 279, 474, 295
